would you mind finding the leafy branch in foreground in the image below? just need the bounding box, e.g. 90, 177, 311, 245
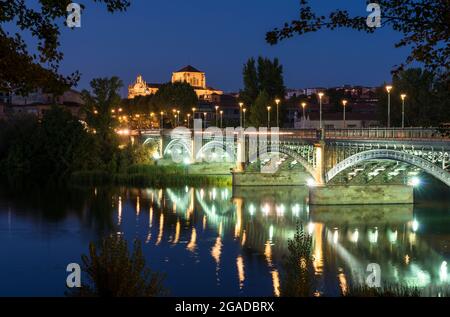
266, 0, 449, 79
68, 234, 166, 297
0, 0, 131, 95
281, 222, 314, 297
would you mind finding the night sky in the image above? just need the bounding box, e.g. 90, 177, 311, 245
55, 0, 412, 96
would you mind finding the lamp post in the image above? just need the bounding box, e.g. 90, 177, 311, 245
342, 99, 348, 129
318, 92, 324, 129
160, 111, 164, 130
215, 105, 219, 126
386, 85, 393, 128
400, 94, 407, 129
267, 106, 271, 129
203, 112, 207, 129
243, 108, 247, 128
239, 102, 244, 127
187, 113, 191, 129
177, 110, 180, 126
275, 98, 281, 127
192, 107, 196, 127
220, 110, 223, 129
301, 102, 307, 129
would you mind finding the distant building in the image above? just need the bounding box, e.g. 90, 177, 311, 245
294, 112, 379, 129
3, 89, 84, 119
128, 65, 223, 102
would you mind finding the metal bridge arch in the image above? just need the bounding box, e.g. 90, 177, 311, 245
163, 139, 192, 158
195, 141, 235, 161
251, 146, 317, 179
326, 149, 450, 186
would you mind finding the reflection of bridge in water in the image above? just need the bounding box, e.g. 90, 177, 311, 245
123, 185, 450, 295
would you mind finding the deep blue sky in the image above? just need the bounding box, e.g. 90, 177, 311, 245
55, 0, 410, 96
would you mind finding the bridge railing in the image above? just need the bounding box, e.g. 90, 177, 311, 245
137, 127, 449, 141
323, 128, 448, 141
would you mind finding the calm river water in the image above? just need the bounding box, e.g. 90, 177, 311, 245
0, 182, 449, 296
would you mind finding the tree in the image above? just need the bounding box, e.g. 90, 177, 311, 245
241, 57, 286, 124
82, 77, 123, 163
0, 106, 100, 180
68, 234, 166, 297
281, 222, 313, 297
249, 90, 271, 127
376, 68, 450, 127
240, 58, 259, 106
40, 106, 101, 176
266, 1, 449, 80
152, 81, 198, 117
257, 57, 285, 100
0, 0, 131, 95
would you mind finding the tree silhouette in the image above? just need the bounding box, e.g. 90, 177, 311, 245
0, 0, 131, 95
266, 0, 449, 79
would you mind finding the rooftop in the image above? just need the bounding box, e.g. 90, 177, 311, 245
175, 65, 203, 73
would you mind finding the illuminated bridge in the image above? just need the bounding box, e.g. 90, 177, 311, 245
139, 128, 450, 190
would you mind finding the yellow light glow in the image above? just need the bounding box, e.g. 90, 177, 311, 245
386, 85, 393, 93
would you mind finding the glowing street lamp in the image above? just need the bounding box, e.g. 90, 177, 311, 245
267, 106, 271, 129
318, 92, 324, 129
187, 113, 191, 128
301, 102, 307, 128
342, 99, 348, 128
215, 105, 219, 127
220, 110, 223, 128
386, 85, 393, 128
401, 94, 407, 129
203, 112, 207, 129
243, 108, 247, 128
275, 98, 281, 127
177, 110, 180, 126
160, 111, 164, 129
192, 107, 196, 126
239, 102, 244, 127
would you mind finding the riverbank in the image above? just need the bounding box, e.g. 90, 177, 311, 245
70, 164, 232, 187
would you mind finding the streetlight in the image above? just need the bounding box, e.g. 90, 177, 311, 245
275, 98, 281, 127
318, 92, 324, 129
386, 85, 393, 128
301, 102, 307, 128
401, 94, 407, 129
215, 105, 219, 127
220, 110, 223, 128
203, 112, 207, 129
192, 107, 196, 127
239, 102, 244, 127
243, 108, 247, 128
187, 113, 191, 129
177, 110, 180, 126
267, 106, 271, 129
160, 111, 164, 129
342, 99, 348, 128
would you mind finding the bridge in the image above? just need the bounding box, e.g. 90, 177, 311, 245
139, 127, 450, 189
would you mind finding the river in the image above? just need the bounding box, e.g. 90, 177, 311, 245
0, 181, 449, 296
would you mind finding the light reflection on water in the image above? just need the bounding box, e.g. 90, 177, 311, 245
0, 185, 449, 296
